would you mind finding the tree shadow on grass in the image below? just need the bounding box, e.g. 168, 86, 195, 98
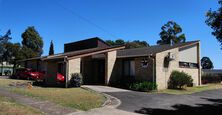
135, 98, 222, 115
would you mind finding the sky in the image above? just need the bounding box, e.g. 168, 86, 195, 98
0, 0, 221, 69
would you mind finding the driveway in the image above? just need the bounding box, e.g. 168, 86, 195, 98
84, 85, 222, 115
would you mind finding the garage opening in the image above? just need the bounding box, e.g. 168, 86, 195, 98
81, 54, 105, 85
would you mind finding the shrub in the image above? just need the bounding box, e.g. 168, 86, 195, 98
201, 74, 221, 84
130, 81, 157, 91
168, 71, 193, 89
69, 73, 83, 87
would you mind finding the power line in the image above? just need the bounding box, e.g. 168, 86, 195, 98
54, 1, 118, 39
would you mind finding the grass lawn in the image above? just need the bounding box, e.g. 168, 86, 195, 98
0, 95, 43, 115
156, 84, 222, 95
0, 79, 106, 111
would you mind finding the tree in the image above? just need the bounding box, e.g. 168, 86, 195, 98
201, 57, 214, 69
0, 30, 11, 41
49, 40, 54, 55
105, 39, 149, 49
4, 42, 24, 73
20, 46, 38, 59
105, 39, 125, 46
0, 30, 11, 59
125, 40, 149, 49
0, 30, 12, 75
206, 0, 222, 49
22, 26, 43, 56
115, 39, 125, 46
157, 21, 186, 45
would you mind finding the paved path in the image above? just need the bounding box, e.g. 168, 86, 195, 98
0, 88, 76, 115
81, 85, 139, 115
70, 106, 138, 115
84, 85, 222, 115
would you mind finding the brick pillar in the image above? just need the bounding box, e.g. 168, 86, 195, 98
105, 51, 117, 85
68, 58, 81, 81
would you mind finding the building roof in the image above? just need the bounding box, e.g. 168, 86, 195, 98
117, 40, 199, 58
64, 37, 110, 53
17, 56, 46, 62
19, 45, 125, 62
42, 45, 125, 61
18, 39, 199, 62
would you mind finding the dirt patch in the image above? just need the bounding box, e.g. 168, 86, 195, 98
9, 81, 33, 89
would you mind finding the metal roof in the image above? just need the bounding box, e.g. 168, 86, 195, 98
117, 41, 199, 58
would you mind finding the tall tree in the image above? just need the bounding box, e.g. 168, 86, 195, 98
105, 39, 125, 46
206, 0, 222, 49
125, 40, 149, 49
0, 30, 11, 41
115, 39, 125, 46
0, 30, 12, 75
49, 40, 54, 55
22, 26, 43, 57
105, 39, 149, 49
20, 46, 38, 59
4, 42, 24, 73
201, 57, 214, 69
157, 21, 186, 45
0, 30, 11, 58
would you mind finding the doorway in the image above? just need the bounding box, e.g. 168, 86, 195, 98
81, 56, 105, 85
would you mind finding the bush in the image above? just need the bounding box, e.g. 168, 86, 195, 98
168, 71, 193, 89
130, 81, 157, 91
201, 74, 221, 84
69, 73, 83, 87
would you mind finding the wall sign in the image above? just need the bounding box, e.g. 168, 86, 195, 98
141, 58, 148, 68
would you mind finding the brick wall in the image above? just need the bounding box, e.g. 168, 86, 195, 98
105, 51, 117, 85
68, 58, 81, 80
156, 48, 200, 90
134, 57, 154, 82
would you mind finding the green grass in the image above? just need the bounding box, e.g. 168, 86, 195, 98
0, 79, 106, 111
156, 84, 222, 95
0, 95, 43, 115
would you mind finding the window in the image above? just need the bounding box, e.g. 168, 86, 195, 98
179, 62, 198, 68
123, 60, 135, 77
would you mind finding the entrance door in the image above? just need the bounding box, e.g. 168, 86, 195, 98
97, 59, 105, 84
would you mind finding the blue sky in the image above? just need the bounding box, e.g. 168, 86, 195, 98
0, 0, 221, 68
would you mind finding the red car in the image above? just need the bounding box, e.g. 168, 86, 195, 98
15, 68, 65, 83
56, 73, 65, 83
36, 72, 65, 83
15, 68, 45, 80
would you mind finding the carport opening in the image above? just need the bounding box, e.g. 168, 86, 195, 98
81, 54, 105, 85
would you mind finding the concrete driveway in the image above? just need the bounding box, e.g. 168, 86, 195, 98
84, 85, 222, 115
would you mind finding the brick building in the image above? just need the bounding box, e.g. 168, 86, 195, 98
19, 37, 201, 89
